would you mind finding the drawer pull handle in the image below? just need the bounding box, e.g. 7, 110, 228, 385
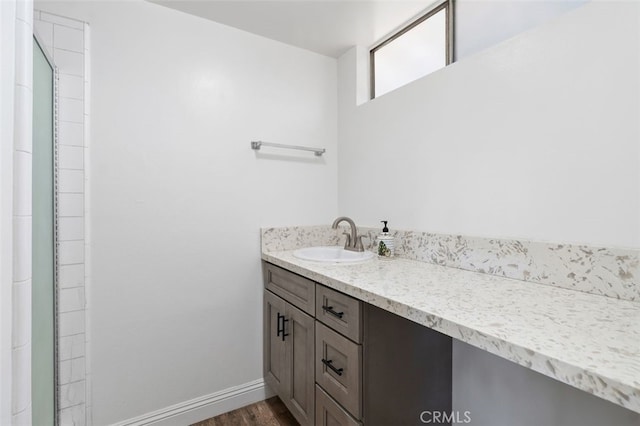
321, 358, 344, 376
276, 313, 289, 341
281, 318, 289, 341
322, 305, 344, 319
276, 313, 283, 337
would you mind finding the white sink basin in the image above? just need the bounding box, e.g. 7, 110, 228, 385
293, 246, 374, 263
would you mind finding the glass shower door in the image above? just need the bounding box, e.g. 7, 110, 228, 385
32, 36, 56, 426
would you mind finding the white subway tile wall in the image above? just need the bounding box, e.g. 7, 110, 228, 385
11, 280, 31, 348
59, 334, 85, 361
35, 9, 89, 425
53, 49, 84, 77
58, 121, 83, 146
11, 407, 31, 426
53, 25, 84, 52
59, 357, 86, 385
59, 287, 85, 313
13, 151, 32, 216
15, 20, 33, 87
58, 145, 84, 170
40, 11, 84, 30
59, 311, 86, 337
59, 380, 86, 409
59, 264, 84, 288
59, 98, 84, 123
15, 0, 32, 22
13, 85, 33, 153
59, 169, 84, 193
58, 193, 84, 217
59, 240, 85, 265
13, 217, 32, 282
34, 19, 53, 46
12, 343, 31, 414
13, 2, 34, 424
59, 404, 86, 426
58, 74, 83, 101
58, 217, 84, 241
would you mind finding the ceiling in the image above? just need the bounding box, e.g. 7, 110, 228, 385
149, 0, 434, 58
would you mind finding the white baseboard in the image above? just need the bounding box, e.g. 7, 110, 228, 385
112, 378, 275, 426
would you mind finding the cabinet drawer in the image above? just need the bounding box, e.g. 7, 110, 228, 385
316, 322, 362, 419
316, 285, 362, 343
315, 385, 361, 426
263, 262, 315, 316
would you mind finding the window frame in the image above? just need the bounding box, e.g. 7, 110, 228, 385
370, 0, 454, 99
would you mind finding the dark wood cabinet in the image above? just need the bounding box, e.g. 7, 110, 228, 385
264, 289, 315, 425
316, 385, 362, 426
264, 290, 287, 397
264, 261, 452, 426
315, 321, 362, 419
363, 303, 452, 425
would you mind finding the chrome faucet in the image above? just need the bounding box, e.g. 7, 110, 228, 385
332, 216, 364, 252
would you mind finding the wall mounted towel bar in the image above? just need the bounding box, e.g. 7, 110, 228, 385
250, 141, 326, 156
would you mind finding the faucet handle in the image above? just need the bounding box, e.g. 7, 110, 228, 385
354, 235, 365, 252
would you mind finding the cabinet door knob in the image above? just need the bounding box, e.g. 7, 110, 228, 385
322, 305, 344, 319
321, 358, 344, 376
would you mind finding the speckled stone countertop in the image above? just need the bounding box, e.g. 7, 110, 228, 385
261, 250, 640, 414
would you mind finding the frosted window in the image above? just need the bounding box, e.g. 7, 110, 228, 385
372, 6, 448, 98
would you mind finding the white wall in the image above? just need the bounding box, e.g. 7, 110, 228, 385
453, 342, 640, 426
455, 0, 587, 60
30, 0, 639, 424
339, 1, 639, 248
36, 1, 337, 424
338, 1, 640, 423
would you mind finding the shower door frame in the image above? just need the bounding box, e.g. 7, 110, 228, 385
33, 30, 59, 426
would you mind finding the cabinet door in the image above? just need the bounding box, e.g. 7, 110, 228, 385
264, 290, 288, 396
284, 302, 315, 426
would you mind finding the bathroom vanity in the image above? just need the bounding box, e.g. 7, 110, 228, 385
263, 261, 452, 426
261, 225, 640, 425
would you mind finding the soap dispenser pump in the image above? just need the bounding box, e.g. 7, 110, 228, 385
377, 220, 395, 258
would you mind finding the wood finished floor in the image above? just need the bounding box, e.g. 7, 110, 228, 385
191, 397, 298, 426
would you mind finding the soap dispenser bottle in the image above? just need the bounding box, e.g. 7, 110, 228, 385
377, 220, 395, 258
